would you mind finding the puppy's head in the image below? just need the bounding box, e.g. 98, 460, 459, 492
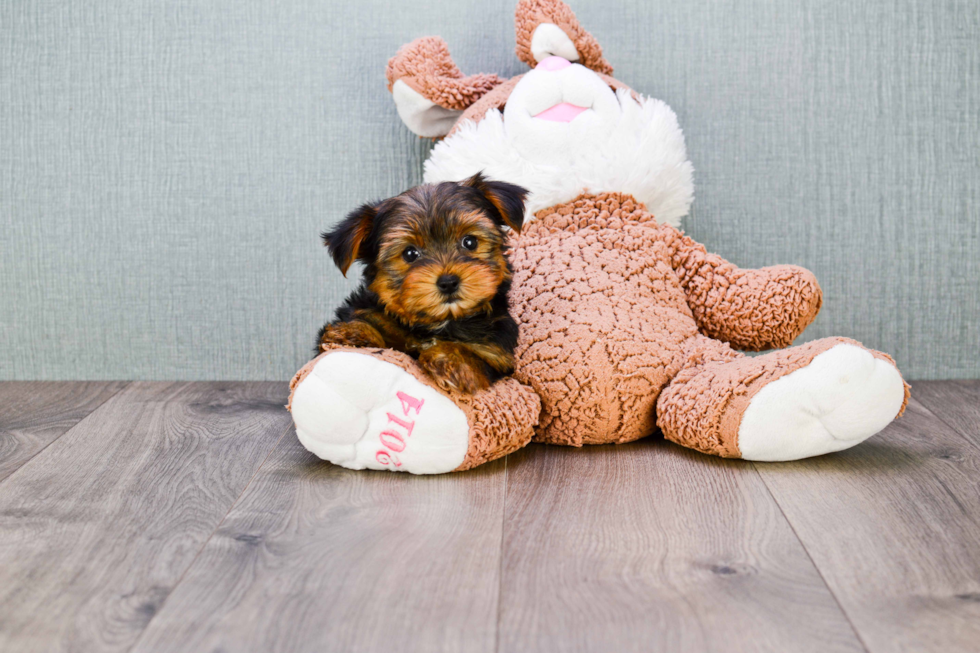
322, 173, 527, 326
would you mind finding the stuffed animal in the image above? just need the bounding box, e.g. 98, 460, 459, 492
289, 0, 909, 473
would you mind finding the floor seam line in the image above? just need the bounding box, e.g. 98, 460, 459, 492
0, 381, 133, 489
907, 389, 980, 453
752, 462, 872, 653
124, 416, 294, 653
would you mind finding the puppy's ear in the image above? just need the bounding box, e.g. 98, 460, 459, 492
463, 172, 528, 234
321, 203, 378, 277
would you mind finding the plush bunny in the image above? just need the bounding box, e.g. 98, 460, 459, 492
288, 0, 909, 473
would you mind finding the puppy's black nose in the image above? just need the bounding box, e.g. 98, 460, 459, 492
436, 274, 460, 295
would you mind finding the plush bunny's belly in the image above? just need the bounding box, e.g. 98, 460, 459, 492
510, 193, 702, 445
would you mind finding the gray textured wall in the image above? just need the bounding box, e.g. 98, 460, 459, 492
2, 0, 978, 380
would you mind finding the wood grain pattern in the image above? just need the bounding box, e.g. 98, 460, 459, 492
910, 380, 980, 445
3, 381, 979, 652
0, 381, 292, 653
755, 396, 980, 653
0, 381, 128, 482
130, 435, 508, 653
496, 441, 863, 653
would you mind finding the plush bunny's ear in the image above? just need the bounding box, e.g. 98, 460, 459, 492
514, 0, 613, 75
322, 203, 378, 276
386, 37, 505, 138
463, 173, 528, 234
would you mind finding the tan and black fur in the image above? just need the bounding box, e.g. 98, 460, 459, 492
317, 173, 528, 394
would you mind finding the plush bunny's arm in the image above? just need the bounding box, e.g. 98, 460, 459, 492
386, 37, 504, 137
664, 227, 823, 351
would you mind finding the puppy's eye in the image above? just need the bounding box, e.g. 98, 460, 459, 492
402, 246, 421, 263
461, 235, 478, 251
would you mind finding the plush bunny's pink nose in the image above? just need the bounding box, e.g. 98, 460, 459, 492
536, 56, 572, 72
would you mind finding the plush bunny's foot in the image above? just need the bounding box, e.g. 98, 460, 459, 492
738, 344, 907, 461
290, 351, 469, 474
657, 337, 910, 461
288, 348, 540, 474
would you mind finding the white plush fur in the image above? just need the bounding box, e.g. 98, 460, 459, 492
424, 63, 694, 226
291, 352, 470, 474
738, 344, 906, 461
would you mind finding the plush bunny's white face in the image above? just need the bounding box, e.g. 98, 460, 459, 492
423, 57, 695, 227
502, 57, 621, 163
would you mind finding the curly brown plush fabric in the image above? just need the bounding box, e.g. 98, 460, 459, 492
656, 336, 909, 457
386, 36, 503, 110
511, 193, 689, 445
454, 373, 542, 470
508, 193, 907, 451
288, 346, 540, 471
514, 0, 613, 74
664, 231, 824, 351
509, 192, 833, 447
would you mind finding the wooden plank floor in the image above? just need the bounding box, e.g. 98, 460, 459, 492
0, 380, 978, 652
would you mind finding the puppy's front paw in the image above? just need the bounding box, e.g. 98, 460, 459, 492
319, 321, 385, 350
418, 343, 491, 395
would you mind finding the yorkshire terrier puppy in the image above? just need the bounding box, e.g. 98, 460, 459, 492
317, 173, 528, 394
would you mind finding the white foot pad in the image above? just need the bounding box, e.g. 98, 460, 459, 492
738, 344, 905, 461
290, 352, 470, 474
